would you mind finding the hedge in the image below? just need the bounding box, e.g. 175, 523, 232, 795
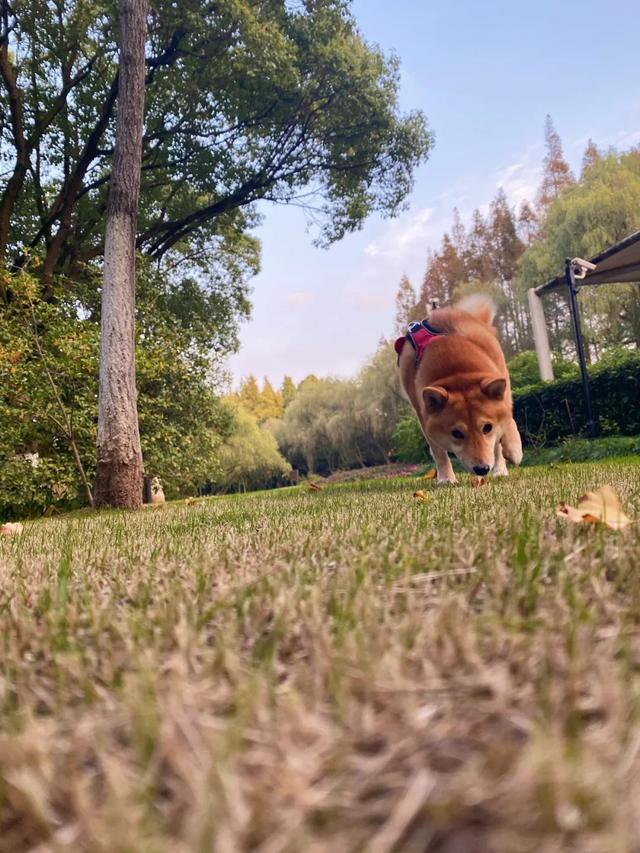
513, 350, 640, 446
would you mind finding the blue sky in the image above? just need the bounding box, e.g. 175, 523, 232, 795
228, 0, 640, 388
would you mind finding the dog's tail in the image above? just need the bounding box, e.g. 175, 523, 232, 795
455, 292, 497, 326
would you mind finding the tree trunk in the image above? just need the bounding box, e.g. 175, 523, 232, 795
95, 0, 148, 508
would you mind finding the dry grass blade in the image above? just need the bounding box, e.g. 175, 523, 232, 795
364, 769, 435, 853
0, 459, 638, 851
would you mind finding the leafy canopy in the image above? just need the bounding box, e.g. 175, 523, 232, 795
1, 0, 432, 276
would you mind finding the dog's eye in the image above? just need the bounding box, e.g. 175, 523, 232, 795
451, 429, 465, 440
482, 423, 493, 434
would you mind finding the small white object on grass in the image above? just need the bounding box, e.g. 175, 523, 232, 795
150, 477, 165, 504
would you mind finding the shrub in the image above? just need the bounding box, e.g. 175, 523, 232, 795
214, 407, 291, 493
514, 349, 640, 445
392, 416, 429, 463
507, 350, 579, 390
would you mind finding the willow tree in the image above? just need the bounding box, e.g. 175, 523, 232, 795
95, 0, 148, 508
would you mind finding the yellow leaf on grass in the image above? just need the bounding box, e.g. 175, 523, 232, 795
308, 481, 323, 492
423, 469, 437, 480
0, 522, 23, 536
413, 490, 430, 502
556, 485, 632, 531
471, 476, 486, 488
185, 497, 197, 506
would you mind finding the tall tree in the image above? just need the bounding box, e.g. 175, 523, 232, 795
394, 274, 417, 332
581, 139, 601, 177
486, 189, 529, 354
463, 209, 493, 282
281, 376, 297, 409
517, 201, 538, 245
536, 115, 575, 211
0, 0, 432, 278
420, 235, 466, 311
259, 378, 283, 422
236, 375, 262, 417
516, 148, 640, 352
95, 0, 148, 508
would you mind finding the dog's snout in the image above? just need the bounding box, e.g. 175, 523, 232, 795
473, 465, 490, 476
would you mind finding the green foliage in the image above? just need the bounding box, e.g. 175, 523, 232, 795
232, 375, 284, 423
214, 407, 290, 493
522, 435, 640, 467
1, 0, 432, 273
507, 350, 578, 390
391, 417, 429, 464
275, 342, 407, 473
515, 149, 640, 351
513, 349, 640, 445
0, 267, 237, 519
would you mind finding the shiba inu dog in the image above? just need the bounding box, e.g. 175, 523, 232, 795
396, 294, 523, 484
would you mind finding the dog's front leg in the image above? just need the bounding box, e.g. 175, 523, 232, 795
501, 418, 523, 466
427, 438, 457, 484
493, 442, 509, 476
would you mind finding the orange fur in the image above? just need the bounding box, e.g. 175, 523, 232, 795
398, 295, 523, 483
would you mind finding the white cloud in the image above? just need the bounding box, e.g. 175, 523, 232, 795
364, 207, 436, 262
286, 290, 316, 308
495, 147, 542, 208
611, 128, 640, 149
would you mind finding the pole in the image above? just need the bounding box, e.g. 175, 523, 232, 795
527, 288, 554, 381
565, 258, 597, 438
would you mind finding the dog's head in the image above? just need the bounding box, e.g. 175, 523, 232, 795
421, 377, 510, 475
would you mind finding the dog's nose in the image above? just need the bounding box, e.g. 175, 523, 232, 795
473, 465, 490, 476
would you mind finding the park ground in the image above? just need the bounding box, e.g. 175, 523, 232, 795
1, 458, 640, 852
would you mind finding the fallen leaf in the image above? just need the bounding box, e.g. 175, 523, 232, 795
556, 485, 632, 531
413, 490, 430, 502
308, 481, 323, 492
185, 497, 197, 506
423, 469, 437, 480
471, 476, 486, 488
1, 522, 23, 536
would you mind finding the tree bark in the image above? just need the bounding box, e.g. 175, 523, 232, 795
95, 0, 148, 509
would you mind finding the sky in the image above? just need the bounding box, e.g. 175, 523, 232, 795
227, 0, 640, 388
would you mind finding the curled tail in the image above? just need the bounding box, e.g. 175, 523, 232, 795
455, 293, 497, 326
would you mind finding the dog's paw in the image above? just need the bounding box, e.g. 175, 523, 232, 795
492, 467, 509, 477
436, 476, 457, 486
504, 448, 523, 466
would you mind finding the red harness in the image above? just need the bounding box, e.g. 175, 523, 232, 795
394, 319, 444, 365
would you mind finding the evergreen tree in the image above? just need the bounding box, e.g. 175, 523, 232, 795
260, 378, 284, 422
517, 201, 538, 245
464, 209, 493, 282
237, 375, 262, 418
420, 235, 466, 310
281, 376, 297, 409
486, 190, 529, 354
536, 115, 575, 210
394, 274, 418, 333
581, 139, 601, 177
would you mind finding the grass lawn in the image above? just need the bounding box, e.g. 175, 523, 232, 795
1, 458, 640, 852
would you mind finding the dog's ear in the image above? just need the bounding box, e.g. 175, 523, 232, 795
422, 385, 449, 413
480, 377, 507, 400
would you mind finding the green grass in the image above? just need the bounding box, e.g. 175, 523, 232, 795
1, 459, 640, 851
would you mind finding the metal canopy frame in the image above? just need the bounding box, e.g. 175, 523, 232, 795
528, 230, 640, 438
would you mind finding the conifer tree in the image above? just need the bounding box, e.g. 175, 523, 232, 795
536, 115, 575, 210
394, 274, 418, 332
